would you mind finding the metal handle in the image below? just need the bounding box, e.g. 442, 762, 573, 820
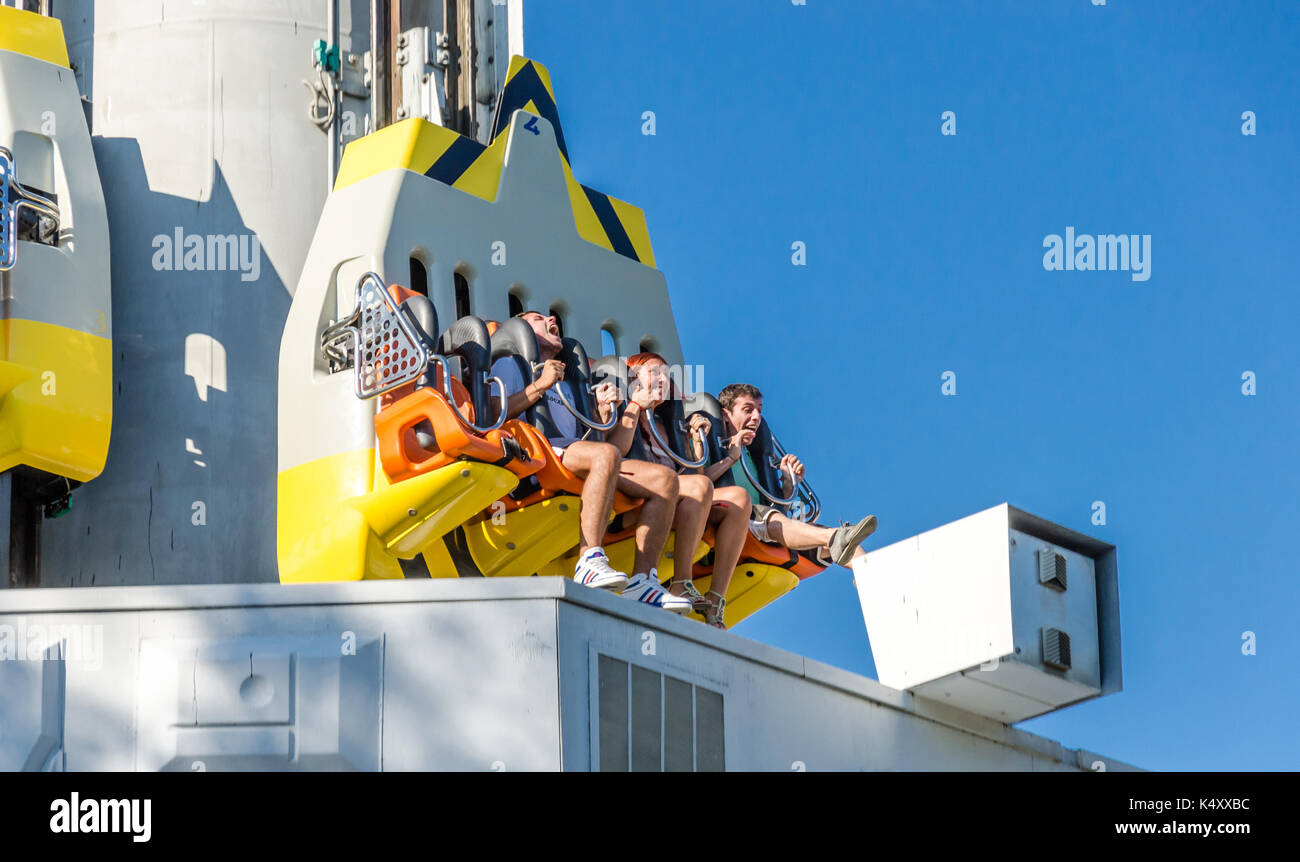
643, 410, 708, 469
543, 365, 618, 432
1, 145, 60, 272
738, 450, 800, 506
428, 354, 507, 434
320, 270, 389, 365
769, 432, 820, 522
320, 305, 361, 365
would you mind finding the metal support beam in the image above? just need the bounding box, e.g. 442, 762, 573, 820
371, 0, 392, 130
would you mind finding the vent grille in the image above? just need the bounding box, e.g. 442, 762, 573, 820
597, 654, 724, 772
1041, 627, 1072, 671
1037, 548, 1067, 591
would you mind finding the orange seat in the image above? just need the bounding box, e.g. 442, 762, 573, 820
490, 420, 640, 515
373, 285, 549, 484
692, 529, 825, 581
375, 387, 545, 483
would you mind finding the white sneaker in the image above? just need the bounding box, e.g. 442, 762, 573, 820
620, 569, 692, 614
573, 548, 629, 592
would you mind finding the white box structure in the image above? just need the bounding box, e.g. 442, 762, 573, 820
855, 504, 1122, 723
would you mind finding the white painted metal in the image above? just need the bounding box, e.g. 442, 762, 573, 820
855, 503, 1121, 723
0, 577, 1137, 771
395, 26, 447, 126
280, 111, 683, 472
0, 44, 111, 358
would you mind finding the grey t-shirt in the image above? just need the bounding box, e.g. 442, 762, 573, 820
490, 356, 585, 448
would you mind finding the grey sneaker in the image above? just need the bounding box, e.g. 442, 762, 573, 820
828, 515, 878, 567
671, 579, 714, 614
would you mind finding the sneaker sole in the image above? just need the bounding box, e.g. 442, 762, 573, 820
831, 515, 878, 567
620, 588, 692, 613
576, 574, 629, 592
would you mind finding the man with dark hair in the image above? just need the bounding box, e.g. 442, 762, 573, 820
489, 311, 690, 613
711, 382, 876, 567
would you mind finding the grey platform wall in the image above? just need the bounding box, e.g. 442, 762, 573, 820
0, 578, 1136, 771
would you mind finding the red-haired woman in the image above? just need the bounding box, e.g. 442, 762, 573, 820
597, 353, 751, 629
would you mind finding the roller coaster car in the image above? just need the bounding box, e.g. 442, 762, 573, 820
683, 392, 827, 627
1, 7, 112, 492
433, 319, 641, 578
371, 285, 544, 484
278, 272, 521, 582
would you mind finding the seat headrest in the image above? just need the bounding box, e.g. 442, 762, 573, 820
679, 391, 727, 464
439, 315, 493, 422
558, 337, 593, 382
392, 288, 439, 350
490, 316, 542, 366
439, 315, 491, 364
591, 354, 626, 389
684, 391, 723, 422
745, 417, 786, 506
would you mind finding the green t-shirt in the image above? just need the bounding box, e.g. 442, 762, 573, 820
730, 449, 763, 507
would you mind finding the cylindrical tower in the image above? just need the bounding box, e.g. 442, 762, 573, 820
39, 0, 363, 585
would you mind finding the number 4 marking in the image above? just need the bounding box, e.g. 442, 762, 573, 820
523, 116, 540, 136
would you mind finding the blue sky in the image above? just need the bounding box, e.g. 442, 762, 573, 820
528, 0, 1299, 770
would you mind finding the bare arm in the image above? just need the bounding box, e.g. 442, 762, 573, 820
605, 401, 643, 456
703, 453, 737, 483
778, 453, 804, 496
704, 427, 751, 483
502, 358, 564, 420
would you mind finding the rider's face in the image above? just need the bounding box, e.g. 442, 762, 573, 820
521, 312, 562, 352
725, 396, 762, 433
636, 360, 671, 401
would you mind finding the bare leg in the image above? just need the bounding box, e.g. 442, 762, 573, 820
703, 485, 752, 600
616, 460, 679, 575
666, 474, 712, 590
764, 512, 835, 552
560, 441, 621, 553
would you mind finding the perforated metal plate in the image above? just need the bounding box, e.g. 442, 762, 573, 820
351, 275, 428, 399
0, 149, 14, 271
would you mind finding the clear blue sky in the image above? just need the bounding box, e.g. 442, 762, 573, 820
528, 0, 1299, 770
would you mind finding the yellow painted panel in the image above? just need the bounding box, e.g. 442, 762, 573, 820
547, 531, 708, 584
502, 56, 557, 103
451, 132, 507, 202
560, 157, 615, 255
352, 460, 517, 557
466, 496, 581, 577
0, 7, 69, 69
277, 449, 376, 583
333, 118, 460, 192
692, 564, 799, 628
608, 195, 657, 268
420, 539, 460, 579
0, 319, 111, 481
278, 449, 517, 582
